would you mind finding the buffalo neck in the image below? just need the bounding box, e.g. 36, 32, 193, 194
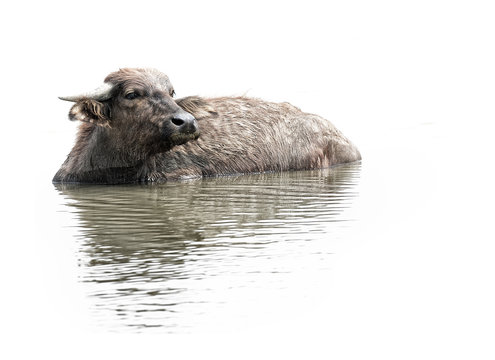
53, 124, 155, 184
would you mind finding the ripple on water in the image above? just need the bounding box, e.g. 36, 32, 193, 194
54, 163, 361, 332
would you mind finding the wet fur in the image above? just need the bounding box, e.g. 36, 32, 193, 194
154, 96, 361, 181
54, 68, 361, 184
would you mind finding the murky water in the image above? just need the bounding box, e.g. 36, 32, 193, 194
17, 118, 493, 359
53, 165, 361, 333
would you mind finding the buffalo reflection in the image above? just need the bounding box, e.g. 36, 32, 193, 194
54, 164, 361, 330
55, 164, 361, 270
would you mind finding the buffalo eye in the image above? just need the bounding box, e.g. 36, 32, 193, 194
124, 92, 140, 100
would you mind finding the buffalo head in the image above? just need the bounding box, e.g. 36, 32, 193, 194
59, 68, 199, 156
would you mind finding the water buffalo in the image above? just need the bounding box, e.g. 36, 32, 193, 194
53, 68, 361, 184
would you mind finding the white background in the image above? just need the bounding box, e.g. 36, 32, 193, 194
1, 0, 494, 359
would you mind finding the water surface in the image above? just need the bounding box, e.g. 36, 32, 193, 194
54, 164, 361, 332
17, 118, 495, 359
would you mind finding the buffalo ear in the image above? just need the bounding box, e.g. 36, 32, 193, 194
69, 99, 111, 127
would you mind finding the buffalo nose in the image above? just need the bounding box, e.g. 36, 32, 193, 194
171, 111, 198, 132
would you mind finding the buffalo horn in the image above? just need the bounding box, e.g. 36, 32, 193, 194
58, 82, 114, 102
